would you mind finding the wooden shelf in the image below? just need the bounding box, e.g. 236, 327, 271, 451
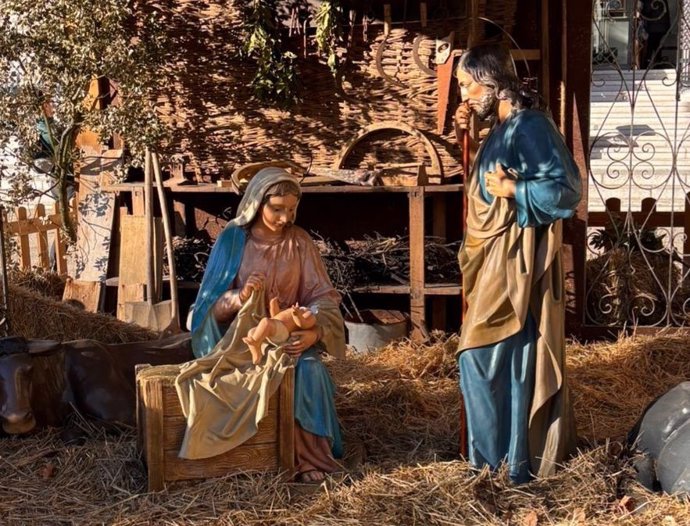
103, 181, 463, 194
353, 283, 461, 295
353, 283, 409, 294
108, 177, 464, 339
423, 283, 463, 295
106, 277, 461, 296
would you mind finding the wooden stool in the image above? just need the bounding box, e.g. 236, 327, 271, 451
136, 364, 295, 491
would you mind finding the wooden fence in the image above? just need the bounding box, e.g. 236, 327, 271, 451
588, 196, 690, 256
3, 203, 68, 275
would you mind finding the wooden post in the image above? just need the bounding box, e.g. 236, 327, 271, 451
409, 187, 427, 340
35, 204, 50, 270
541, 0, 550, 107
561, 0, 592, 337
135, 364, 152, 454
53, 202, 68, 275
16, 207, 31, 270
606, 197, 621, 214
383, 4, 391, 36
469, 0, 479, 46
140, 374, 166, 492
641, 197, 657, 216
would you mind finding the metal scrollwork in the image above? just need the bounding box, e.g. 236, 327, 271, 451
587, 0, 690, 328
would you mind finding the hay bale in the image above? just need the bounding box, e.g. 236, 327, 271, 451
9, 269, 66, 300
6, 284, 157, 343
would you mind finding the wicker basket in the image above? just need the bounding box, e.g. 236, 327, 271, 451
156, 1, 518, 182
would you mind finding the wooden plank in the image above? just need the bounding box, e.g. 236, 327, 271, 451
103, 182, 465, 195
117, 283, 145, 321
132, 189, 145, 216
118, 215, 148, 282
141, 377, 166, 492
16, 207, 31, 269
53, 203, 68, 275
104, 276, 201, 290
135, 364, 152, 454
152, 219, 164, 302
511, 49, 541, 62
469, 0, 479, 46
68, 150, 117, 282
5, 218, 63, 235
423, 284, 462, 295
162, 413, 278, 451
409, 188, 428, 341
62, 278, 102, 312
540, 0, 550, 107
279, 368, 295, 475
383, 3, 391, 36
353, 284, 410, 294
35, 204, 50, 270
164, 443, 279, 480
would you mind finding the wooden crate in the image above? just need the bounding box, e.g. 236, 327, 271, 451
136, 364, 295, 491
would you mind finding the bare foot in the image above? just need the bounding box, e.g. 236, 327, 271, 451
242, 336, 263, 364
299, 470, 325, 483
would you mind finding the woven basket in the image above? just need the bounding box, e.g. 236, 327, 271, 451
156, 0, 518, 181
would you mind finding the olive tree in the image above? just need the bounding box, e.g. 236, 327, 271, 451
0, 0, 166, 242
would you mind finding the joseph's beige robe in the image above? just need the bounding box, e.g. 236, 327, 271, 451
459, 153, 577, 477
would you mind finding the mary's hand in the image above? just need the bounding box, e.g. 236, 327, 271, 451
239, 272, 265, 303
284, 327, 320, 357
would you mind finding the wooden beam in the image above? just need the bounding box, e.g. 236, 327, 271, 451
510, 49, 541, 61
409, 188, 428, 340
541, 0, 550, 107
561, 0, 592, 337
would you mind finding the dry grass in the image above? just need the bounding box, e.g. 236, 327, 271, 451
585, 248, 685, 326
8, 268, 66, 299
0, 331, 689, 525
568, 330, 690, 441
6, 284, 157, 343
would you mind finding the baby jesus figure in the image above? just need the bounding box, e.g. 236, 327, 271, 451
243, 297, 318, 364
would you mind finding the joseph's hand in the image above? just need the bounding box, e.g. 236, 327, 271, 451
485, 165, 517, 199
454, 102, 472, 131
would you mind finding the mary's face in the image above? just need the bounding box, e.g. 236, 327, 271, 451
259, 194, 299, 233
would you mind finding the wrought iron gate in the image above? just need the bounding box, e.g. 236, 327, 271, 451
587, 0, 690, 327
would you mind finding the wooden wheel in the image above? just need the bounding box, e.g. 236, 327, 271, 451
334, 121, 443, 178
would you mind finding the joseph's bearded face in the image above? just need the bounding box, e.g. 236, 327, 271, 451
457, 68, 498, 120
